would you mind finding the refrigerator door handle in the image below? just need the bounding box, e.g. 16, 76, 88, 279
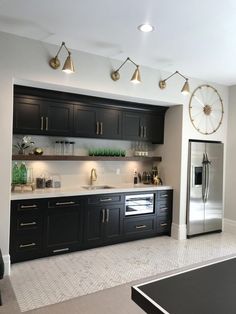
205, 153, 210, 202
202, 153, 207, 203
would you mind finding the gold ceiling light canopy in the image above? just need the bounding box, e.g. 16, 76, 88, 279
111, 57, 141, 84
49, 41, 75, 74
159, 70, 190, 95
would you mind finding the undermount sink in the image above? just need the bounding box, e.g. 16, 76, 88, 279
82, 185, 115, 190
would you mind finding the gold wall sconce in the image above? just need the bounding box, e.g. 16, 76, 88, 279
159, 71, 190, 95
111, 57, 141, 83
49, 41, 75, 73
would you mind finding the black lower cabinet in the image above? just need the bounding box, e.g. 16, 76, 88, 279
124, 215, 157, 239
44, 197, 83, 255
10, 190, 173, 263
10, 199, 44, 263
84, 205, 124, 248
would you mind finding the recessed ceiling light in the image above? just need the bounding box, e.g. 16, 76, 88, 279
138, 24, 154, 33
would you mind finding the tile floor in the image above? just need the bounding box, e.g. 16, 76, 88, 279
10, 232, 236, 312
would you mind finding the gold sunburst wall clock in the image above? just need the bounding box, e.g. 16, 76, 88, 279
189, 84, 224, 135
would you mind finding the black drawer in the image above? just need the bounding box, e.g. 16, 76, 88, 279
157, 202, 170, 217
157, 190, 171, 202
124, 216, 156, 235
157, 218, 171, 234
16, 213, 42, 232
87, 194, 123, 205
47, 197, 80, 208
13, 200, 42, 212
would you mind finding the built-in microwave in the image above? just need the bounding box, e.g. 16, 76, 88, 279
125, 193, 155, 216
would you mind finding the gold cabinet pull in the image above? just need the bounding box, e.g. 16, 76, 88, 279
160, 223, 168, 227
102, 209, 105, 223
100, 198, 112, 202
100, 122, 103, 135
19, 243, 36, 248
106, 208, 109, 223
55, 201, 75, 206
45, 116, 49, 131
144, 126, 147, 138
135, 224, 147, 229
53, 248, 69, 253
20, 222, 36, 227
40, 116, 44, 130
96, 121, 99, 135
20, 204, 37, 209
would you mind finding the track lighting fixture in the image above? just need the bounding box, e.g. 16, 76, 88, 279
49, 41, 75, 74
111, 57, 141, 84
159, 71, 190, 95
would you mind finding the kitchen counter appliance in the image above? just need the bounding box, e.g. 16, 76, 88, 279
125, 193, 154, 216
187, 140, 223, 237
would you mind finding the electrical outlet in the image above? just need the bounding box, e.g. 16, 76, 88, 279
116, 168, 120, 175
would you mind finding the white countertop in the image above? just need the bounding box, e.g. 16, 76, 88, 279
11, 184, 173, 200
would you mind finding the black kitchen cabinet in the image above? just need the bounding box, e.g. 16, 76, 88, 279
10, 199, 44, 263
13, 93, 73, 136
14, 85, 168, 142
156, 190, 173, 235
44, 197, 83, 255
84, 194, 124, 247
10, 190, 173, 263
74, 103, 122, 139
122, 111, 165, 143
124, 215, 157, 239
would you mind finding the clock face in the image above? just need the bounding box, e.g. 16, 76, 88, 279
189, 84, 224, 135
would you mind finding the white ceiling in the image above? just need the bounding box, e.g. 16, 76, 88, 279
1, 0, 236, 86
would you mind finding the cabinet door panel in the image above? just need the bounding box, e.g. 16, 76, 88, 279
45, 101, 73, 136
74, 104, 97, 137
84, 207, 104, 247
105, 205, 123, 242
148, 114, 164, 144
13, 97, 43, 134
123, 111, 142, 140
98, 109, 122, 139
45, 206, 82, 253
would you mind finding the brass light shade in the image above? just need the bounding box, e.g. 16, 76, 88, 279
49, 42, 75, 73
130, 66, 141, 83
181, 79, 190, 95
62, 54, 75, 73
111, 57, 141, 83
159, 71, 190, 95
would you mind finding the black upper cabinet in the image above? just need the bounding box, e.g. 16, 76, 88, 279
13, 85, 167, 142
13, 95, 73, 136
74, 104, 122, 139
123, 111, 164, 143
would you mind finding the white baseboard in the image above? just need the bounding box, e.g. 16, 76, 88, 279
223, 218, 236, 234
2, 254, 11, 276
171, 223, 187, 240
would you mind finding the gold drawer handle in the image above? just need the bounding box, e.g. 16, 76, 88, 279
160, 194, 168, 197
20, 204, 37, 209
19, 243, 36, 248
160, 208, 168, 211
53, 248, 69, 253
136, 225, 147, 229
100, 198, 112, 202
20, 222, 36, 227
160, 223, 168, 227
55, 201, 75, 206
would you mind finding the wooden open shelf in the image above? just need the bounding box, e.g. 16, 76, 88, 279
12, 155, 162, 162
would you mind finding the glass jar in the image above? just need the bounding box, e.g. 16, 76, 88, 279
69, 141, 75, 155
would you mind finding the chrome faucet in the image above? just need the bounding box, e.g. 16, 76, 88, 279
90, 168, 97, 185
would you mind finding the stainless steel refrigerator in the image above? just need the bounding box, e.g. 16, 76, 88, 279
187, 140, 223, 237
